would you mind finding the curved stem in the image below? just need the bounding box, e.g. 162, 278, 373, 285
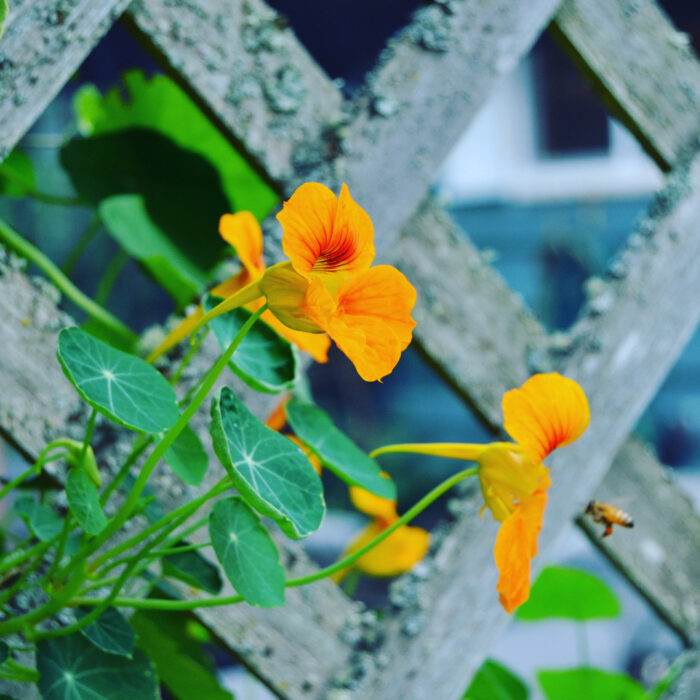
61, 214, 101, 276
370, 443, 485, 461
90, 479, 229, 574
72, 304, 267, 575
99, 434, 152, 507
0, 218, 137, 347
74, 467, 479, 611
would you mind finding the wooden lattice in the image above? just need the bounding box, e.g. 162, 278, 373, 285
1, 0, 700, 698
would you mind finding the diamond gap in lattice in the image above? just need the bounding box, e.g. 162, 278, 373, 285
264, 0, 424, 93
435, 35, 663, 333
305, 344, 491, 608
1, 20, 277, 335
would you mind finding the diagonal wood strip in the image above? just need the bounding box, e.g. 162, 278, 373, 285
0, 251, 358, 700
338, 0, 563, 253
579, 438, 700, 646
553, 0, 700, 171
0, 0, 134, 162
355, 150, 700, 699
126, 0, 344, 188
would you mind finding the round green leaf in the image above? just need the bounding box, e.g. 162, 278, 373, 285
209, 497, 285, 608
66, 469, 108, 536
162, 541, 222, 594
210, 387, 325, 539
537, 668, 645, 700
77, 607, 135, 657
100, 195, 206, 307
73, 70, 277, 221
13, 496, 62, 542
37, 633, 159, 700
463, 659, 529, 700
130, 610, 234, 700
516, 566, 620, 621
0, 150, 35, 197
203, 295, 299, 394
286, 399, 396, 499
164, 426, 208, 486
57, 326, 179, 433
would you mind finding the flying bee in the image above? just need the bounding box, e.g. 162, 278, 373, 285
585, 500, 634, 538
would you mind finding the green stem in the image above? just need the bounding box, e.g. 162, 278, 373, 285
32, 493, 212, 642
151, 541, 212, 557
79, 408, 98, 467
61, 214, 101, 276
0, 217, 137, 346
77, 304, 267, 569
0, 441, 73, 500
94, 249, 129, 306
0, 540, 49, 577
91, 481, 229, 574
170, 327, 208, 387
75, 466, 479, 611
99, 434, 153, 507
2, 658, 39, 683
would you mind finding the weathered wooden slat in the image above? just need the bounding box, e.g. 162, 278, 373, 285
0, 0, 133, 162
662, 649, 700, 699
580, 438, 700, 645
341, 0, 562, 252
126, 0, 344, 190
553, 0, 700, 171
0, 251, 357, 700
389, 198, 548, 430
354, 151, 700, 698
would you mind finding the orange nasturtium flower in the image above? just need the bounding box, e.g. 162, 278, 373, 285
333, 475, 430, 581
197, 182, 418, 382
373, 373, 589, 612
147, 211, 331, 364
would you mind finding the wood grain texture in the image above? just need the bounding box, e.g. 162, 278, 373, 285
554, 0, 700, 170
0, 0, 133, 161
388, 198, 547, 430
353, 153, 700, 699
580, 439, 700, 645
0, 250, 357, 700
127, 0, 344, 190
342, 0, 562, 253
663, 649, 700, 699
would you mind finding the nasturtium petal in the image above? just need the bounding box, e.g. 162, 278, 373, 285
209, 387, 325, 539
162, 541, 223, 595
66, 469, 108, 536
516, 566, 620, 621
57, 327, 180, 433
203, 295, 299, 394
164, 426, 208, 487
208, 497, 285, 608
502, 372, 589, 462
285, 399, 395, 500
36, 633, 159, 700
77, 607, 135, 658
462, 659, 529, 700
